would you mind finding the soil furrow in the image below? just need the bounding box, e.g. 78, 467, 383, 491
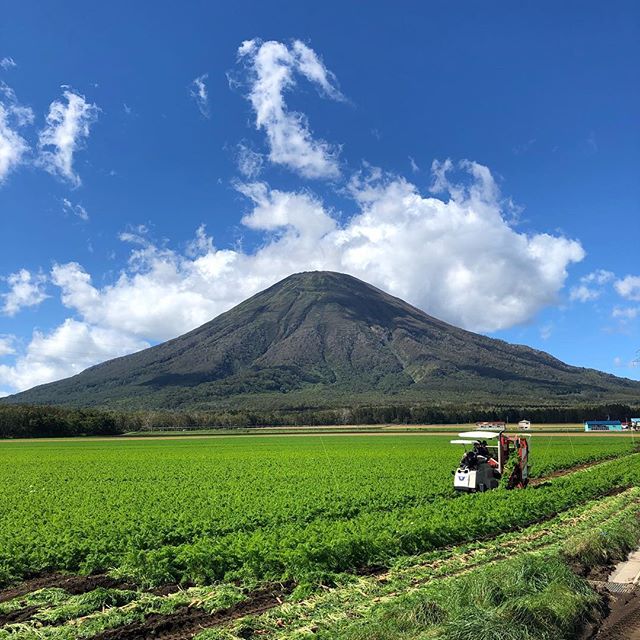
0, 604, 39, 626
0, 574, 138, 604
91, 585, 290, 640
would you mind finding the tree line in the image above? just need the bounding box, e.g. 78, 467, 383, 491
1, 402, 639, 438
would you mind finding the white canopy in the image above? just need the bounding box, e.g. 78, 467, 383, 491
458, 430, 500, 439
450, 439, 478, 445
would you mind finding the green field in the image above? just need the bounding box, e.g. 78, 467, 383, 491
1, 434, 639, 639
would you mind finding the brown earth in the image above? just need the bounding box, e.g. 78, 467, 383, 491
0, 573, 137, 604
586, 589, 640, 639
91, 584, 290, 640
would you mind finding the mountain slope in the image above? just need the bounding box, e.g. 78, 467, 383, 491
4, 271, 639, 410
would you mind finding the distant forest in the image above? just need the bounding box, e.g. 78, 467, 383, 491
1, 403, 639, 438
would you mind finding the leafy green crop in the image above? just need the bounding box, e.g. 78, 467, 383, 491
0, 435, 636, 588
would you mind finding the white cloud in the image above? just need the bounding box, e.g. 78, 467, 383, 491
569, 269, 615, 302
62, 197, 89, 221
189, 74, 210, 118
0, 160, 585, 394
615, 275, 640, 302
569, 284, 600, 303
539, 323, 553, 340
409, 156, 419, 173
0, 82, 33, 183
0, 335, 15, 357
290, 41, 345, 101
612, 306, 639, 321
238, 39, 342, 179
1, 269, 48, 316
0, 57, 16, 70
583, 269, 614, 285
38, 89, 99, 187
0, 320, 148, 392
236, 142, 264, 178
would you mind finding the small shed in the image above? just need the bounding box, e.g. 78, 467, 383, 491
584, 420, 623, 432
518, 420, 531, 430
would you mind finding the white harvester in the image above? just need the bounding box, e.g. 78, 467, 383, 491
452, 426, 530, 492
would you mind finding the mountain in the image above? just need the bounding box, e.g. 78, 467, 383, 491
3, 271, 639, 410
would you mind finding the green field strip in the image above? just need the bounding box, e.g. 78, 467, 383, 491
116, 452, 640, 586
206, 488, 640, 639
4, 485, 635, 640
1, 437, 637, 596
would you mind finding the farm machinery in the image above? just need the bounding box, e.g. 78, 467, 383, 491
452, 426, 530, 492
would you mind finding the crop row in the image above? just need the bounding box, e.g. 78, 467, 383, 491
3, 488, 637, 640
0, 435, 636, 588
120, 452, 640, 585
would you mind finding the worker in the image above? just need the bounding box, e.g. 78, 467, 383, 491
475, 441, 499, 468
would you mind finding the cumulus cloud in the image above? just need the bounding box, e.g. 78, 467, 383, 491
0, 320, 148, 392
0, 160, 585, 393
189, 74, 210, 118
238, 38, 343, 179
569, 269, 615, 302
1, 269, 48, 316
62, 197, 89, 221
38, 89, 99, 187
615, 275, 640, 302
0, 82, 33, 183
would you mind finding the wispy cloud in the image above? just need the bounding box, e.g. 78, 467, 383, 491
569, 269, 614, 302
612, 306, 639, 321
236, 142, 263, 178
189, 74, 210, 118
539, 322, 553, 340
0, 82, 33, 184
0, 57, 16, 71
0, 335, 15, 357
238, 39, 344, 179
37, 88, 99, 187
62, 197, 89, 221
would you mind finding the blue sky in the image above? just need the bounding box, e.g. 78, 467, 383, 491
0, 0, 639, 395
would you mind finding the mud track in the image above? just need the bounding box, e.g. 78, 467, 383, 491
0, 604, 40, 626
92, 585, 290, 640
0, 573, 138, 604
588, 589, 640, 639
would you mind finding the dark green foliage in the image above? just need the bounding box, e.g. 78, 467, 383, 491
3, 271, 639, 412
1, 401, 639, 438
0, 404, 123, 438
0, 435, 636, 588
